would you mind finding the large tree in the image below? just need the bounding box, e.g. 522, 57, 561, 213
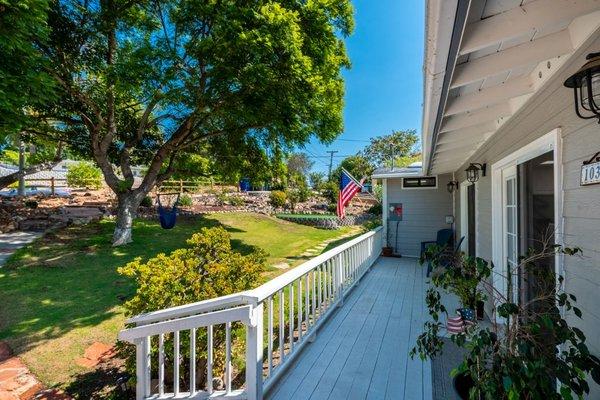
362, 129, 419, 167
18, 0, 353, 245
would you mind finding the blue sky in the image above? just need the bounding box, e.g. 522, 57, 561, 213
304, 0, 424, 173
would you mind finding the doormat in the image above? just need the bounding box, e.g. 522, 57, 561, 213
431, 337, 468, 400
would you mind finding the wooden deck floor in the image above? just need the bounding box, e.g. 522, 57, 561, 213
266, 257, 433, 400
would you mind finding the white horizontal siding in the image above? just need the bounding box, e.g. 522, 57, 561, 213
386, 174, 453, 257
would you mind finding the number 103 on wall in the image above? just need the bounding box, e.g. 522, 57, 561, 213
581, 161, 600, 186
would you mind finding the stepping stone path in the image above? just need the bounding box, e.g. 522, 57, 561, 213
0, 342, 72, 400
75, 342, 115, 369
0, 232, 41, 267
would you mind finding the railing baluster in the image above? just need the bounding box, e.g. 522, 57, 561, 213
207, 325, 213, 394
278, 290, 285, 361
158, 333, 164, 396
289, 283, 294, 352
144, 336, 151, 397
190, 328, 196, 396
268, 296, 273, 377
174, 331, 180, 396
305, 274, 310, 329
318, 265, 323, 316
297, 279, 302, 342
226, 322, 232, 394
311, 270, 316, 325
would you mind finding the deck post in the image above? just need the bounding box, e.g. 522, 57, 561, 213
246, 303, 264, 400
134, 338, 146, 400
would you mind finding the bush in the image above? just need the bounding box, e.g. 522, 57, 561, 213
179, 193, 193, 207
140, 195, 153, 208
367, 202, 382, 215
66, 162, 102, 189
118, 227, 267, 386
228, 194, 245, 206
269, 190, 286, 208
322, 180, 339, 205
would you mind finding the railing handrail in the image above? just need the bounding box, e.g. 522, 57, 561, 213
250, 227, 381, 302
124, 226, 383, 326
120, 305, 254, 342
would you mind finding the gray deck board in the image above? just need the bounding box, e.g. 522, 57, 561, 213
266, 257, 433, 400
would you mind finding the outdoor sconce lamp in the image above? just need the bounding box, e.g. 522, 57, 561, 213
564, 52, 600, 122
446, 180, 459, 193
465, 163, 486, 183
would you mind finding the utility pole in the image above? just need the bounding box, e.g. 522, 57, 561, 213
326, 150, 338, 180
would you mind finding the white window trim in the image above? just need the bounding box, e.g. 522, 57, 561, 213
491, 128, 563, 316
459, 180, 477, 255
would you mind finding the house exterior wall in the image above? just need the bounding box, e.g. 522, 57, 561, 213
451, 35, 600, 397
385, 174, 453, 257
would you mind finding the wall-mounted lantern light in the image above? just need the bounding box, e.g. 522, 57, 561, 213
446, 180, 459, 193
465, 163, 486, 183
564, 52, 600, 122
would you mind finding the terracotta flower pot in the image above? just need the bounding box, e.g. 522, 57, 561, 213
382, 246, 393, 257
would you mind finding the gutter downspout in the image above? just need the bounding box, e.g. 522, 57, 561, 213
425, 0, 471, 176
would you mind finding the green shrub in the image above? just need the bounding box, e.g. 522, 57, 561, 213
367, 202, 382, 215
228, 194, 245, 206
286, 188, 300, 212
118, 227, 267, 385
327, 203, 337, 213
269, 190, 286, 208
322, 180, 339, 205
140, 195, 153, 208
66, 162, 102, 189
362, 218, 382, 232
24, 200, 38, 209
179, 193, 193, 207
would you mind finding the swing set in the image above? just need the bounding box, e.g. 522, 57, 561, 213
156, 192, 181, 229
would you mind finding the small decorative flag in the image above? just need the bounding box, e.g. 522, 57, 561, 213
337, 169, 364, 219
447, 312, 476, 335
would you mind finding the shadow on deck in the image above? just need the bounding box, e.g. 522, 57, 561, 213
266, 257, 434, 400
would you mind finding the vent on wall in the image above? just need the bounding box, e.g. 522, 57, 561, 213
402, 177, 437, 188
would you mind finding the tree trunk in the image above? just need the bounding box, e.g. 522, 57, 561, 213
112, 191, 144, 246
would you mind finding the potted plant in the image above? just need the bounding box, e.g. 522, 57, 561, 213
422, 245, 490, 322
412, 243, 600, 400
382, 221, 393, 256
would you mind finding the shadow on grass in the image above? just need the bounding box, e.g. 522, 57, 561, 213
0, 217, 220, 354
63, 363, 132, 400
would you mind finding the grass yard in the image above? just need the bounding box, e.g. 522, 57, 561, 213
0, 213, 358, 391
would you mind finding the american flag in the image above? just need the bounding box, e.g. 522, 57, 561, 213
337, 169, 364, 218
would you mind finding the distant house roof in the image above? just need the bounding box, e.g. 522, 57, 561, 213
371, 161, 424, 179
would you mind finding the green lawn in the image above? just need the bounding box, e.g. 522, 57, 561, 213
0, 213, 357, 389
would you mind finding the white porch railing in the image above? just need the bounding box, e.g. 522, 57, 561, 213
118, 226, 383, 400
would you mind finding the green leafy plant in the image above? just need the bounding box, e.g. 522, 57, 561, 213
269, 190, 287, 208
228, 194, 245, 207
179, 194, 193, 207
66, 162, 102, 190
118, 227, 267, 388
139, 195, 153, 208
412, 243, 600, 400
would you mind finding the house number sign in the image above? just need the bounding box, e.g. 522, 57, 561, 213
581, 152, 600, 186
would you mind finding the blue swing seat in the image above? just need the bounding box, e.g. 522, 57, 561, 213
157, 193, 180, 229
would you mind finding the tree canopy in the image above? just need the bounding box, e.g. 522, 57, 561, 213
7, 0, 354, 244
362, 129, 419, 167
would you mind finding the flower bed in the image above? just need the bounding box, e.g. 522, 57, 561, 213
276, 213, 376, 229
